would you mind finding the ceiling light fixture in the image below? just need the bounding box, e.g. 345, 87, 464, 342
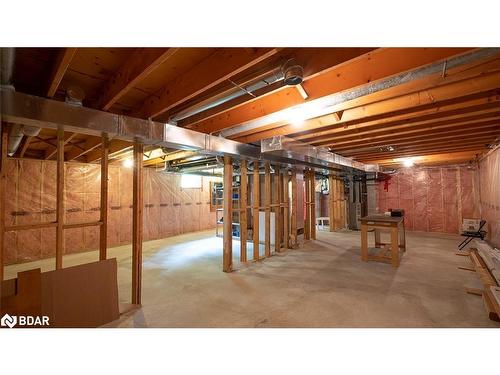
402, 158, 414, 168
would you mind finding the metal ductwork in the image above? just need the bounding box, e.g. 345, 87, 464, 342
1, 48, 41, 155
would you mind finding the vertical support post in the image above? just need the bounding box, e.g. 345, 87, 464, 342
391, 224, 399, 268
223, 155, 233, 272
99, 133, 109, 261
361, 222, 368, 261
339, 178, 345, 229
283, 171, 290, 249
264, 162, 271, 257
55, 127, 65, 269
132, 140, 144, 304
291, 169, 297, 247
240, 160, 248, 262
275, 167, 282, 253
310, 170, 316, 240
304, 170, 311, 240
328, 175, 335, 232
0, 125, 7, 282
252, 161, 260, 261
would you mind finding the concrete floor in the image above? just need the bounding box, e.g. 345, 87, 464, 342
5, 228, 499, 327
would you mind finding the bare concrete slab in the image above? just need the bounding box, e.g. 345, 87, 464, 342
6, 229, 499, 327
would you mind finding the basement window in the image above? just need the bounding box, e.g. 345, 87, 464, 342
181, 174, 202, 189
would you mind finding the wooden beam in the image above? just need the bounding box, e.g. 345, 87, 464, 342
190, 48, 473, 134
66, 137, 101, 161
252, 161, 260, 260
97, 48, 179, 110
274, 166, 282, 253
223, 156, 233, 272
99, 133, 109, 261
86, 139, 132, 163
234, 69, 500, 143
18, 136, 34, 158
357, 145, 487, 162
364, 150, 482, 166
290, 169, 298, 247
0, 125, 7, 282
310, 170, 316, 240
132, 140, 144, 304
139, 48, 281, 119
45, 132, 78, 159
240, 160, 248, 262
56, 127, 65, 269
264, 162, 271, 257
304, 170, 311, 240
47, 48, 77, 98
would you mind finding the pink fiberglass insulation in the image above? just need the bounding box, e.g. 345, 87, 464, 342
4, 159, 216, 264
378, 165, 480, 235
479, 147, 500, 248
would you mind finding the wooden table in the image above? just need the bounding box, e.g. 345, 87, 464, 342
359, 215, 406, 267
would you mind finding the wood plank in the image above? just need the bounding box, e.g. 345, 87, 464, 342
283, 171, 290, 249
252, 161, 260, 260
97, 48, 179, 110
56, 127, 65, 269
290, 169, 298, 247
223, 156, 233, 272
5, 222, 58, 232
63, 221, 103, 230
310, 170, 316, 240
99, 133, 109, 261
361, 223, 368, 261
192, 48, 472, 134
65, 137, 101, 161
328, 175, 335, 231
240, 160, 248, 262
275, 166, 282, 252
304, 170, 311, 240
132, 141, 144, 304
264, 162, 271, 257
139, 48, 281, 119
0, 125, 7, 282
45, 132, 78, 159
47, 48, 77, 97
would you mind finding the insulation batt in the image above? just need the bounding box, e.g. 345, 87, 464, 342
4, 159, 216, 264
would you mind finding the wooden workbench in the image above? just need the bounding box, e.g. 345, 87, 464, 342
359, 215, 406, 267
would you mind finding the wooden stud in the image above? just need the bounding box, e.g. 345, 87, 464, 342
310, 170, 316, 240
264, 162, 271, 257
55, 127, 65, 269
275, 166, 282, 253
252, 161, 260, 260
283, 171, 290, 249
290, 169, 298, 247
304, 170, 311, 240
328, 175, 335, 232
132, 140, 144, 304
223, 156, 233, 272
390, 225, 400, 268
240, 160, 248, 262
360, 223, 368, 261
99, 133, 109, 261
0, 125, 7, 282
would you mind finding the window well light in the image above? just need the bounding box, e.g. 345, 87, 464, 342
122, 158, 134, 168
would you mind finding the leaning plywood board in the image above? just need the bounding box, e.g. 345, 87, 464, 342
41, 258, 119, 327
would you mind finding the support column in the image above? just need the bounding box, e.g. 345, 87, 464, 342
264, 162, 271, 257
283, 171, 290, 249
310, 170, 316, 240
240, 160, 248, 262
99, 133, 109, 261
291, 169, 297, 247
0, 125, 7, 282
304, 170, 311, 240
275, 167, 282, 253
132, 140, 144, 304
55, 127, 65, 269
223, 155, 233, 272
252, 161, 260, 261
328, 175, 335, 232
